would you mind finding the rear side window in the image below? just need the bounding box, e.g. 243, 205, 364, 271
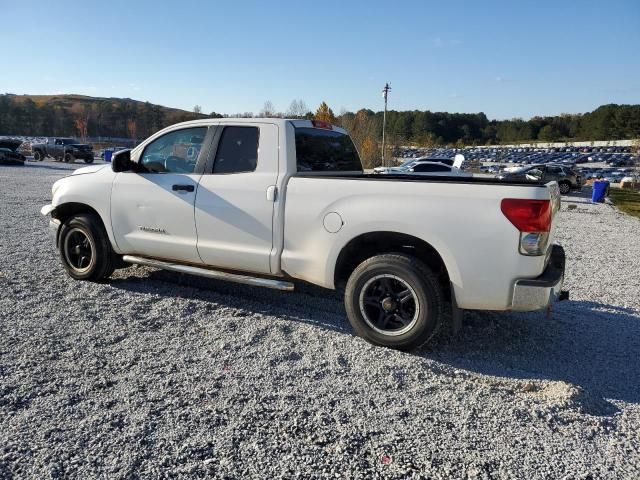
295, 127, 362, 172
212, 126, 259, 174
413, 164, 450, 172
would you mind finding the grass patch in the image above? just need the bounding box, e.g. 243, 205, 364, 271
609, 188, 640, 219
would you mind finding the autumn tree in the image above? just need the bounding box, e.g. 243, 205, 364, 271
315, 102, 336, 124
74, 117, 88, 139
127, 118, 137, 141
340, 109, 382, 167
359, 136, 379, 169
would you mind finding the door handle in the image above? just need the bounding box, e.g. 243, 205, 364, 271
172, 184, 195, 192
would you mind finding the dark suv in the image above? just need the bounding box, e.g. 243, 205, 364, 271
497, 164, 582, 194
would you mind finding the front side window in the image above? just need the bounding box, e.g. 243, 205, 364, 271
526, 168, 543, 180
140, 127, 206, 173
212, 126, 259, 174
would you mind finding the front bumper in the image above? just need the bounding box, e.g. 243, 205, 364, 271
511, 245, 566, 311
71, 152, 94, 160
49, 218, 61, 247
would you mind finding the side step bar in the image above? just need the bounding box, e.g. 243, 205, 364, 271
122, 255, 295, 291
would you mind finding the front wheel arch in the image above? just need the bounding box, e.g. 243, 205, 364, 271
52, 203, 111, 248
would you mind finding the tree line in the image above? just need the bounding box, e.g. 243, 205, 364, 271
1, 94, 638, 167
0, 95, 205, 141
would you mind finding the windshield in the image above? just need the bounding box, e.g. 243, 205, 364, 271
399, 159, 417, 168
62, 138, 80, 145
509, 166, 533, 173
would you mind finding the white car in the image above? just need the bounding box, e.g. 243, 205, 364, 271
374, 155, 469, 176
42, 118, 566, 350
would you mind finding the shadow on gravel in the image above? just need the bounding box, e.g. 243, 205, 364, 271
430, 300, 640, 411
109, 268, 351, 333
24, 163, 89, 172
110, 268, 639, 411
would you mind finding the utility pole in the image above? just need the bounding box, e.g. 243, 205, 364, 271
381, 82, 391, 166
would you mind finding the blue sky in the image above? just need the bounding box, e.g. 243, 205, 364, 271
2, 0, 638, 119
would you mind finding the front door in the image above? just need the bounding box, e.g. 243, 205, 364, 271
195, 123, 278, 274
111, 126, 209, 264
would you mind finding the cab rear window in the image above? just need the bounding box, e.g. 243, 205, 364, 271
295, 128, 362, 172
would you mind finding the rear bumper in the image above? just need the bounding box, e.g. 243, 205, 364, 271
511, 244, 566, 311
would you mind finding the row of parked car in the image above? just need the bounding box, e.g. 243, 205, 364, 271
576, 166, 636, 183
398, 146, 638, 168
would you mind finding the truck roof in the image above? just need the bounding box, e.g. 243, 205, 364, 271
166, 118, 348, 135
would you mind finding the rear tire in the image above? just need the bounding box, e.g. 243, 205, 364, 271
64, 152, 74, 163
33, 150, 43, 161
344, 253, 443, 350
84, 157, 94, 164
58, 213, 115, 281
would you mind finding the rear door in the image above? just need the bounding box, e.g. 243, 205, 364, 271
194, 123, 278, 274
543, 165, 563, 183
52, 139, 63, 158
111, 126, 211, 264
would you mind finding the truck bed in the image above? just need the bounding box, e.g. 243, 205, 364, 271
296, 172, 546, 187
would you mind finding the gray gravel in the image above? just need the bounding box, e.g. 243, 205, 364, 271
1, 160, 639, 479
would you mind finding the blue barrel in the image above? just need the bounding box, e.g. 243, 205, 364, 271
591, 180, 609, 203
104, 149, 113, 162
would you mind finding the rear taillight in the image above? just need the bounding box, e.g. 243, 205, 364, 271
501, 199, 551, 232
501, 199, 552, 256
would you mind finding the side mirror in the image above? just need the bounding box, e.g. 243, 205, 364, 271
111, 149, 134, 172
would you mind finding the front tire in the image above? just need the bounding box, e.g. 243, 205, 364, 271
33, 150, 43, 161
559, 181, 571, 194
58, 213, 115, 281
344, 254, 443, 350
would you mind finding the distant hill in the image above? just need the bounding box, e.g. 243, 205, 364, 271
0, 93, 208, 140
1, 93, 639, 150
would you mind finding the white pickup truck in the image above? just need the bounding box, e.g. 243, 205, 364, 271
42, 118, 566, 350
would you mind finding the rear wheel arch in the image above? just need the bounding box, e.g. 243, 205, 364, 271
558, 180, 571, 194
333, 231, 453, 294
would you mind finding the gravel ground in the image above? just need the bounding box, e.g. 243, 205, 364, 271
1, 160, 639, 479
